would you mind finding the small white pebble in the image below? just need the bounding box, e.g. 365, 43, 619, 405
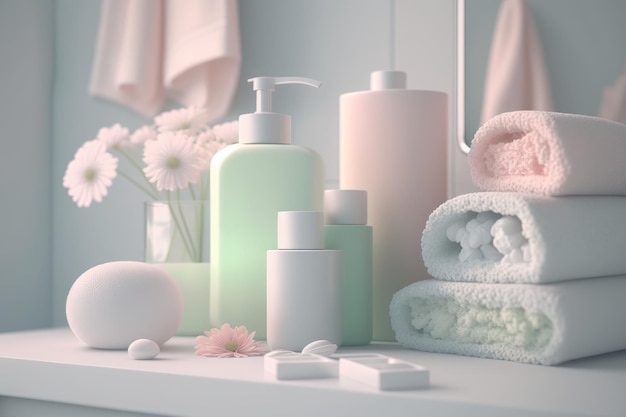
301, 339, 338, 357
128, 339, 160, 360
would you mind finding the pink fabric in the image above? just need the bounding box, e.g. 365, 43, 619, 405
482, 131, 548, 177
599, 70, 626, 125
480, 0, 552, 124
469, 111, 626, 196
89, 0, 241, 121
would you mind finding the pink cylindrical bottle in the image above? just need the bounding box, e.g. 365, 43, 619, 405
339, 70, 447, 341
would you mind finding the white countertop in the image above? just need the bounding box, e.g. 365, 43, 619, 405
1, 328, 625, 417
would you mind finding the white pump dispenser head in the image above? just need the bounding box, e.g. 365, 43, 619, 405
239, 77, 321, 144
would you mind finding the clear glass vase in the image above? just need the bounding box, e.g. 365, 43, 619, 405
145, 200, 210, 336
145, 200, 209, 263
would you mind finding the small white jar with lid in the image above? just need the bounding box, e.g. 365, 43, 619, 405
266, 211, 342, 351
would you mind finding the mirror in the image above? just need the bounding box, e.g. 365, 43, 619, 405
459, 0, 626, 152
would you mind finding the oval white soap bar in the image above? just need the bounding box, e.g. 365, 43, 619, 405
66, 261, 183, 349
128, 339, 160, 360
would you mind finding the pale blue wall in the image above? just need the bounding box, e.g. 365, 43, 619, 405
0, 0, 53, 332
52, 0, 150, 327
464, 0, 626, 145
51, 0, 393, 325
2, 0, 452, 330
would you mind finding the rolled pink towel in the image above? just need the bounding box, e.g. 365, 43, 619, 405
469, 111, 626, 196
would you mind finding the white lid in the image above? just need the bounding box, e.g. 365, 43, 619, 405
239, 77, 321, 144
324, 190, 367, 225
370, 70, 407, 90
277, 211, 324, 250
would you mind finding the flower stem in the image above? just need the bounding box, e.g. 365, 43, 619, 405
201, 173, 210, 201
189, 184, 207, 260
189, 184, 198, 201
118, 170, 159, 200
175, 190, 199, 261
116, 147, 159, 197
165, 192, 197, 262
196, 197, 204, 259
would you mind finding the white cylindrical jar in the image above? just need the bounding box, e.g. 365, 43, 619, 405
267, 211, 342, 351
340, 70, 448, 341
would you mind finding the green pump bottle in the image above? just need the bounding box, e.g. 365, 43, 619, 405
209, 77, 325, 338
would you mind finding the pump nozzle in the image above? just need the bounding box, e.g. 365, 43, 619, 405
248, 77, 321, 113
239, 76, 321, 144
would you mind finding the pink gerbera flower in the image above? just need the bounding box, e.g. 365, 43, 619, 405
195, 324, 268, 358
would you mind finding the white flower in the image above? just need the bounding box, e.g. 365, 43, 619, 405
196, 140, 226, 171
143, 132, 203, 191
154, 106, 211, 134
63, 140, 118, 207
212, 120, 239, 144
194, 130, 214, 171
97, 123, 130, 149
194, 129, 230, 170
130, 125, 157, 145
195, 129, 216, 147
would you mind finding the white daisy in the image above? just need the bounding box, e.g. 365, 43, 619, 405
97, 123, 130, 149
195, 128, 216, 147
130, 125, 157, 145
143, 132, 203, 191
154, 106, 211, 134
196, 139, 226, 171
63, 140, 118, 208
194, 129, 216, 171
205, 140, 227, 160
212, 120, 239, 144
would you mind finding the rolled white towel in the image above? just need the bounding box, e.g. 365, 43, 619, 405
390, 277, 626, 365
423, 192, 626, 284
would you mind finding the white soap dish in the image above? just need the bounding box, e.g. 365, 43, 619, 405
264, 351, 339, 380
338, 355, 429, 390
265, 346, 430, 390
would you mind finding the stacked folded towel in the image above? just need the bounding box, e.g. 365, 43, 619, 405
390, 111, 626, 365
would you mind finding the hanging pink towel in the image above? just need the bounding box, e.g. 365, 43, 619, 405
89, 0, 241, 121
598, 70, 626, 125
480, 0, 552, 124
